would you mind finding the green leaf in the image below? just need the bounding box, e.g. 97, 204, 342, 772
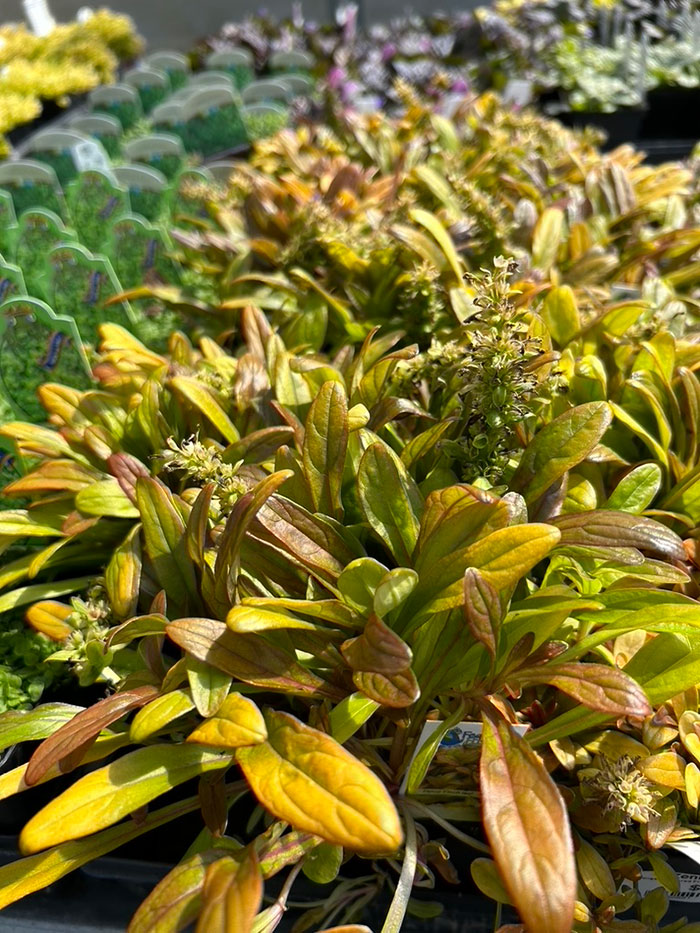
130, 690, 196, 743
76, 479, 141, 518
302, 381, 348, 519
186, 656, 232, 718
237, 710, 402, 855
170, 376, 240, 443
540, 286, 580, 346
136, 478, 199, 616
605, 464, 662, 514
329, 693, 379, 744
302, 842, 343, 885
20, 745, 232, 854
358, 443, 422, 565
374, 569, 419, 618
480, 711, 575, 933
509, 403, 612, 505
0, 703, 84, 752
338, 558, 388, 616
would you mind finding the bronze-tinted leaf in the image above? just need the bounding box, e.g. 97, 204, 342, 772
107, 453, 151, 504
302, 380, 348, 519
514, 663, 651, 717
550, 511, 685, 563
480, 711, 575, 933
196, 848, 262, 933
166, 617, 342, 700
353, 668, 420, 708
25, 685, 159, 786
463, 568, 503, 658
341, 614, 412, 675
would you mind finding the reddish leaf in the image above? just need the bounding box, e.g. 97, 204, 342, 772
514, 663, 651, 718
550, 511, 685, 563
353, 668, 420, 708
480, 710, 575, 933
341, 615, 412, 675
464, 568, 503, 658
166, 617, 342, 700
25, 685, 158, 786
107, 453, 151, 504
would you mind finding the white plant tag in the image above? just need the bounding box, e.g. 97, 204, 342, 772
668, 839, 700, 867
71, 141, 114, 180
399, 720, 528, 794
503, 79, 533, 109
23, 0, 56, 37
635, 869, 700, 903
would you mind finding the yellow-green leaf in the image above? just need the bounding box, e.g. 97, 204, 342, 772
187, 694, 267, 750
20, 744, 231, 854
510, 402, 612, 505
76, 479, 140, 518
540, 286, 580, 346
236, 710, 402, 855
0, 794, 204, 910
171, 376, 240, 444
196, 847, 262, 933
130, 690, 196, 743
532, 207, 564, 272
105, 525, 142, 620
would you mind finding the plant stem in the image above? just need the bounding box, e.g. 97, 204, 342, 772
380, 806, 417, 933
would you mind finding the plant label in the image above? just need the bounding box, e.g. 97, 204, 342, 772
71, 139, 114, 178
22, 0, 56, 36
14, 208, 75, 300
0, 159, 66, 219
49, 243, 135, 346
399, 720, 529, 794
66, 170, 129, 252
112, 165, 167, 223
0, 296, 92, 421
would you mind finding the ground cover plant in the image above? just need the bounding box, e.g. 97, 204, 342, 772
5, 91, 700, 933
